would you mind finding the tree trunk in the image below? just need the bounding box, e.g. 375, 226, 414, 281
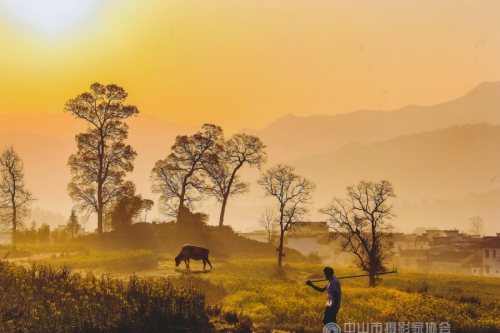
218, 195, 228, 227
97, 134, 105, 234
97, 204, 103, 234
177, 196, 185, 221
177, 178, 188, 221
369, 274, 376, 287
278, 228, 284, 268
11, 191, 17, 245
219, 165, 241, 227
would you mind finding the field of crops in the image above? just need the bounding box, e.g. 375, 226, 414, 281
1, 248, 499, 333
193, 259, 500, 333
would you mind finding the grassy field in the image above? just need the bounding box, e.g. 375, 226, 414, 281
2, 247, 499, 332
157, 258, 500, 333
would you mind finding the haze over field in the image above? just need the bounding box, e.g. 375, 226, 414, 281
0, 1, 499, 234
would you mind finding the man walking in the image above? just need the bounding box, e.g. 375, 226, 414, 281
306, 267, 341, 325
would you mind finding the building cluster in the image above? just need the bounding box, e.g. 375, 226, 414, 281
239, 222, 500, 277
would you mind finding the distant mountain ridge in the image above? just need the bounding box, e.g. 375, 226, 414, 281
293, 123, 500, 203
242, 81, 500, 163
221, 123, 500, 235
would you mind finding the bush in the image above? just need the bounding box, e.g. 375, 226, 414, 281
0, 261, 213, 332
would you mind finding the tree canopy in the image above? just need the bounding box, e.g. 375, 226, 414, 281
151, 124, 224, 220
206, 133, 267, 227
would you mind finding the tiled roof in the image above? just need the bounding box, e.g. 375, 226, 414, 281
482, 237, 500, 248
432, 251, 476, 263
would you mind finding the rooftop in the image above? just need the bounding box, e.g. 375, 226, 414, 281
482, 236, 500, 248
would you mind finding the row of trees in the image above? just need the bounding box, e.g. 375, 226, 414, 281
150, 124, 267, 226
0, 83, 397, 286
0, 82, 490, 286
64, 83, 268, 234
62, 83, 400, 282
7, 220, 78, 245
258, 170, 396, 284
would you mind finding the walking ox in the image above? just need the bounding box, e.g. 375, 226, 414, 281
175, 244, 213, 270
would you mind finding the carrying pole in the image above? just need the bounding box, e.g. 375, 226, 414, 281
308, 269, 398, 283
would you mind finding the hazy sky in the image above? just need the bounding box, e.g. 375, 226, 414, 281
0, 0, 499, 133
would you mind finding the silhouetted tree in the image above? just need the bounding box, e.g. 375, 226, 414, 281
258, 164, 315, 267
320, 180, 396, 287
37, 223, 50, 243
206, 133, 267, 227
65, 83, 139, 234
0, 146, 36, 245
16, 221, 38, 244
177, 206, 209, 227
66, 209, 81, 239
259, 208, 279, 244
468, 216, 484, 235
151, 124, 223, 220
105, 182, 144, 231
142, 199, 154, 222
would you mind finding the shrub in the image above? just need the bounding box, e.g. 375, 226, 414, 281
0, 261, 213, 333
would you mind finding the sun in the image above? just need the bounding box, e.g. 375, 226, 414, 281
0, 0, 102, 38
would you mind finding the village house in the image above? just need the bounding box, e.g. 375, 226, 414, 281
240, 225, 499, 276
428, 250, 481, 274
395, 229, 487, 274
398, 249, 429, 270
238, 229, 268, 243
284, 223, 353, 264
482, 234, 500, 277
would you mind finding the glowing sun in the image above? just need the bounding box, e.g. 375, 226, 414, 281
1, 0, 102, 37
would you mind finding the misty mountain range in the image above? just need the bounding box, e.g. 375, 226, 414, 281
243, 81, 500, 163
0, 81, 499, 234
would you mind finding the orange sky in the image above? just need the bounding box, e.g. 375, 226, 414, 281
0, 0, 499, 134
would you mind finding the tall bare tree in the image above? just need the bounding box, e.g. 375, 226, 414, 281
468, 216, 484, 235
0, 146, 36, 244
207, 133, 267, 227
151, 124, 223, 220
258, 164, 315, 267
259, 208, 279, 244
319, 180, 396, 287
65, 83, 139, 234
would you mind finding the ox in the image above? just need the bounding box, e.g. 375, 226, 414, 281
175, 244, 213, 270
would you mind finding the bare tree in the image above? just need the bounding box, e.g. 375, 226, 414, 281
259, 208, 279, 244
0, 146, 36, 245
207, 133, 267, 227
319, 180, 396, 287
468, 216, 484, 235
65, 83, 139, 234
258, 164, 315, 267
151, 124, 224, 220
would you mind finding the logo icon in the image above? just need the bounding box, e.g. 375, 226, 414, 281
323, 322, 341, 333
